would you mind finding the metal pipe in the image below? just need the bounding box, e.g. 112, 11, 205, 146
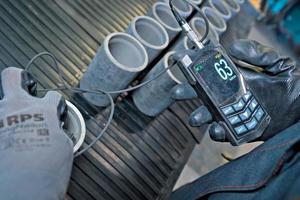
190, 0, 203, 6
159, 0, 193, 18
208, 0, 232, 21
190, 17, 220, 45
148, 2, 181, 41
132, 51, 188, 117
223, 0, 241, 14
80, 32, 148, 107
173, 35, 193, 51
202, 6, 227, 36
126, 16, 169, 63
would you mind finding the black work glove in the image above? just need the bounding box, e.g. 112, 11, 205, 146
189, 40, 300, 142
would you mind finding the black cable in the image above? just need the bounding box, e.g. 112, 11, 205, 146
71, 88, 114, 157
25, 52, 176, 157
169, 0, 210, 43
25, 52, 68, 88
169, 0, 186, 26
24, 52, 115, 157
187, 0, 210, 42
37, 64, 175, 95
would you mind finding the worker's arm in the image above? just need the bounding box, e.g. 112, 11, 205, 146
0, 67, 73, 200
171, 40, 300, 200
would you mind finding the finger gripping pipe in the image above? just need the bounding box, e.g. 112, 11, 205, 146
224, 0, 241, 14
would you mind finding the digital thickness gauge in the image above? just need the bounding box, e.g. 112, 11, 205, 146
177, 46, 271, 145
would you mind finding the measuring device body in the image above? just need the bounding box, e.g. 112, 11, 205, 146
177, 45, 271, 145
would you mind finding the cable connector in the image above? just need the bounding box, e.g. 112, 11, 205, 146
169, 0, 186, 26
169, 0, 205, 49
182, 23, 204, 49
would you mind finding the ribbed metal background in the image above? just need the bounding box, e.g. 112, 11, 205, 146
0, 0, 203, 199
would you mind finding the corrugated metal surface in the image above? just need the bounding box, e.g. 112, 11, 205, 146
0, 0, 204, 199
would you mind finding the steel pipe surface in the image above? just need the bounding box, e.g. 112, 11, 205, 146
173, 35, 194, 51
132, 51, 188, 116
148, 2, 181, 41
223, 0, 241, 14
159, 0, 193, 18
190, 17, 220, 44
208, 0, 232, 21
190, 0, 203, 5
126, 16, 169, 63
80, 32, 148, 107
202, 7, 227, 36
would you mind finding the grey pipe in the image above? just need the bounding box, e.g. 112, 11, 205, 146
190, 17, 220, 45
173, 35, 194, 51
126, 16, 169, 63
132, 51, 188, 116
190, 0, 203, 5
159, 0, 193, 18
80, 32, 148, 107
148, 2, 181, 41
202, 7, 227, 36
208, 0, 232, 21
223, 0, 241, 14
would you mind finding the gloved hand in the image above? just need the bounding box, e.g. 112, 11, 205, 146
189, 40, 300, 142
0, 67, 73, 200
170, 51, 199, 101
171, 83, 198, 100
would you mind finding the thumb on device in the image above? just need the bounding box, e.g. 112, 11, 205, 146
171, 83, 198, 100
188, 106, 228, 142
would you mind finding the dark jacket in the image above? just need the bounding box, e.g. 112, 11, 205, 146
171, 123, 300, 200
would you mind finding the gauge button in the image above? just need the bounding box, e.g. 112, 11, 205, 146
222, 106, 235, 116
235, 125, 248, 135
240, 108, 251, 121
233, 99, 245, 112
255, 108, 265, 121
249, 99, 258, 112
243, 92, 252, 103
246, 118, 258, 130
